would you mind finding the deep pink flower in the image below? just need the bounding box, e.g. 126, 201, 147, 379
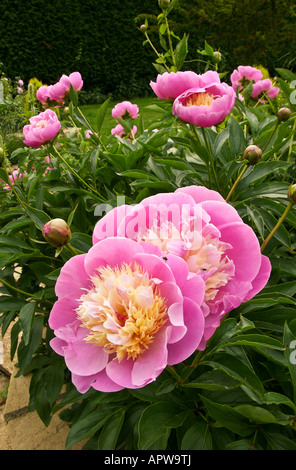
172, 81, 235, 127
49, 237, 205, 392
111, 124, 137, 138
36, 85, 52, 106
3, 169, 26, 189
112, 101, 139, 120
150, 70, 221, 100
23, 109, 61, 147
230, 65, 263, 93
93, 186, 271, 347
251, 78, 280, 100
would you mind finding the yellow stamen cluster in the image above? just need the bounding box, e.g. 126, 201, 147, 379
76, 263, 167, 361
184, 92, 214, 107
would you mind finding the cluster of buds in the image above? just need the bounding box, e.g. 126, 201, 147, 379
42, 218, 71, 247
243, 145, 262, 165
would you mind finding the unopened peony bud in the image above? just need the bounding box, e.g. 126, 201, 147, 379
213, 51, 222, 63
287, 184, 296, 203
277, 107, 292, 122
42, 218, 71, 247
243, 145, 262, 165
0, 147, 5, 160
158, 0, 170, 9
140, 24, 147, 33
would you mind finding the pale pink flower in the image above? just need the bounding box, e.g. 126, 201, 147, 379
230, 65, 263, 93
36, 85, 52, 106
92, 185, 271, 347
49, 237, 205, 392
36, 72, 83, 106
150, 70, 220, 100
23, 109, 61, 147
18, 79, 24, 86
112, 101, 139, 120
251, 78, 280, 100
172, 81, 235, 127
17, 87, 23, 94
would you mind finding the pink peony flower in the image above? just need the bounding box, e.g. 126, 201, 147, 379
17, 87, 23, 94
251, 78, 280, 100
49, 237, 205, 392
3, 169, 26, 189
18, 79, 24, 86
150, 70, 221, 100
36, 85, 52, 106
172, 81, 235, 127
92, 186, 271, 347
111, 124, 137, 139
23, 109, 61, 148
36, 72, 83, 106
112, 101, 139, 120
230, 65, 263, 93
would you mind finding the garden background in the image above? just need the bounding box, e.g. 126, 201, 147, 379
1, 0, 296, 453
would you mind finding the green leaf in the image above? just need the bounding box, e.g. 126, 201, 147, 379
68, 84, 78, 106
22, 203, 51, 231
174, 34, 188, 70
95, 96, 111, 134
19, 302, 36, 345
275, 68, 296, 82
138, 403, 188, 450
181, 420, 212, 450
183, 369, 239, 391
98, 408, 126, 450
283, 322, 296, 402
234, 405, 279, 424
199, 396, 255, 437
228, 116, 246, 156
65, 404, 121, 449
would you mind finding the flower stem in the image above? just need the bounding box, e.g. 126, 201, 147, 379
261, 119, 279, 153
164, 14, 177, 71
261, 200, 294, 252
225, 164, 248, 202
51, 145, 105, 201
0, 276, 52, 306
65, 243, 79, 256
76, 106, 108, 152
282, 118, 296, 182
201, 127, 220, 190
144, 31, 170, 72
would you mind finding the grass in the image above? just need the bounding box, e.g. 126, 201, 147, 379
80, 97, 164, 135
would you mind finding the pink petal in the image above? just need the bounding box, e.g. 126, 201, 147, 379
55, 254, 91, 300
49, 296, 79, 330
176, 185, 225, 203
92, 205, 133, 244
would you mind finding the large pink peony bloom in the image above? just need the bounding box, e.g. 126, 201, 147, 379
93, 186, 271, 347
23, 109, 61, 147
172, 81, 235, 127
230, 65, 263, 93
150, 70, 221, 100
251, 78, 280, 100
49, 237, 205, 392
112, 101, 139, 120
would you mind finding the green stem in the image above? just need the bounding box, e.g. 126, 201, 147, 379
182, 349, 204, 383
225, 164, 248, 202
166, 365, 183, 384
51, 145, 105, 200
201, 127, 220, 190
144, 31, 170, 72
282, 118, 296, 182
261, 200, 294, 252
76, 106, 108, 152
0, 277, 52, 306
164, 14, 176, 71
65, 243, 79, 256
261, 119, 279, 153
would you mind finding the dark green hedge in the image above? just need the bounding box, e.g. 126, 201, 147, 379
1, 0, 295, 98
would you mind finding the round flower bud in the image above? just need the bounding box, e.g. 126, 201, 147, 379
213, 51, 222, 63
42, 218, 71, 247
287, 183, 296, 203
140, 24, 147, 33
158, 0, 170, 9
243, 145, 262, 165
277, 107, 292, 122
0, 147, 5, 160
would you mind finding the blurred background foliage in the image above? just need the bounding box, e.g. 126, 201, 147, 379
0, 0, 296, 100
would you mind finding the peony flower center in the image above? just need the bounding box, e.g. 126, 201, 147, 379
138, 219, 235, 306
35, 119, 48, 129
184, 92, 214, 107
76, 263, 167, 361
